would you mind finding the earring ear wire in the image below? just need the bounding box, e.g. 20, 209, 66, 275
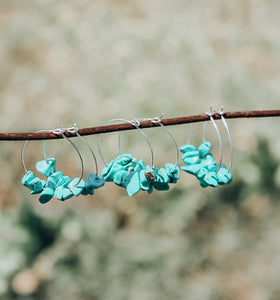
215, 106, 233, 171
21, 129, 53, 174
205, 105, 223, 172
69, 123, 99, 175
150, 114, 179, 166
53, 126, 84, 186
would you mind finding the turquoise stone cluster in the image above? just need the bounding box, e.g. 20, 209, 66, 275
180, 141, 232, 187
22, 158, 105, 203
22, 143, 233, 201
102, 154, 180, 197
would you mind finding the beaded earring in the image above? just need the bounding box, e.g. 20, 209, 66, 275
140, 115, 180, 191
180, 107, 232, 187
21, 126, 103, 203
98, 116, 180, 197
98, 118, 152, 196
22, 127, 85, 203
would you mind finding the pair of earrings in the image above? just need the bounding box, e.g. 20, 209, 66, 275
180, 107, 233, 187
98, 117, 180, 197
22, 125, 105, 203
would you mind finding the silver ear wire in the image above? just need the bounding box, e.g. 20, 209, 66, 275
98, 118, 154, 167
150, 114, 179, 166
21, 129, 52, 174
21, 140, 29, 174
70, 124, 99, 175
53, 127, 84, 186
205, 105, 223, 172
216, 106, 233, 170
130, 118, 154, 167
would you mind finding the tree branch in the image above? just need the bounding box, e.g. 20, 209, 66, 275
0, 109, 279, 141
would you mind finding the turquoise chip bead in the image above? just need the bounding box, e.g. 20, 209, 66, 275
179, 144, 197, 153
123, 171, 136, 187
54, 187, 73, 200
198, 141, 211, 159
126, 171, 141, 197
134, 160, 146, 172
36, 158, 56, 177
29, 178, 46, 194
38, 173, 62, 203
86, 173, 105, 189
153, 181, 169, 191
101, 160, 114, 178
165, 163, 180, 183
182, 151, 200, 165
157, 168, 170, 183
57, 176, 71, 187
200, 154, 216, 171
62, 188, 74, 200
113, 170, 128, 187
54, 186, 64, 200
68, 178, 86, 196
216, 165, 232, 185
54, 176, 73, 200
197, 168, 208, 181
114, 153, 133, 165
203, 172, 218, 187
199, 180, 208, 188
49, 171, 63, 183
81, 186, 94, 196
22, 171, 35, 187
181, 164, 202, 175
39, 187, 55, 203
103, 163, 124, 181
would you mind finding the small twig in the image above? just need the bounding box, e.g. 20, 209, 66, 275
0, 109, 279, 141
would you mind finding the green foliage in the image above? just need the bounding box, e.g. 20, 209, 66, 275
251, 138, 279, 194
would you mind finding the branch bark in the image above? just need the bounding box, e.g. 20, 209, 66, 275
0, 110, 279, 141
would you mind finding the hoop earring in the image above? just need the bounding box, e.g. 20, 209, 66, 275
180, 106, 232, 187
216, 106, 233, 170
149, 114, 180, 188
50, 126, 87, 201
21, 131, 50, 195
22, 127, 87, 203
98, 118, 154, 196
214, 107, 233, 184
118, 115, 180, 195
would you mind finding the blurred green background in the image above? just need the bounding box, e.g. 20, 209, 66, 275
0, 0, 280, 299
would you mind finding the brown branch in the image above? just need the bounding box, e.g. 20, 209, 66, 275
0, 109, 279, 141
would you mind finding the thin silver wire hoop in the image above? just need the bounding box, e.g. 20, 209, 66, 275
215, 107, 233, 170
58, 128, 84, 185
98, 118, 154, 167
150, 115, 179, 166
21, 130, 52, 174
69, 124, 99, 175
204, 106, 223, 172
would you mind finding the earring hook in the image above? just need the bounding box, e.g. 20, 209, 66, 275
205, 105, 223, 172
216, 106, 233, 170
150, 114, 179, 166
68, 124, 99, 175
21, 129, 52, 174
52, 126, 84, 186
